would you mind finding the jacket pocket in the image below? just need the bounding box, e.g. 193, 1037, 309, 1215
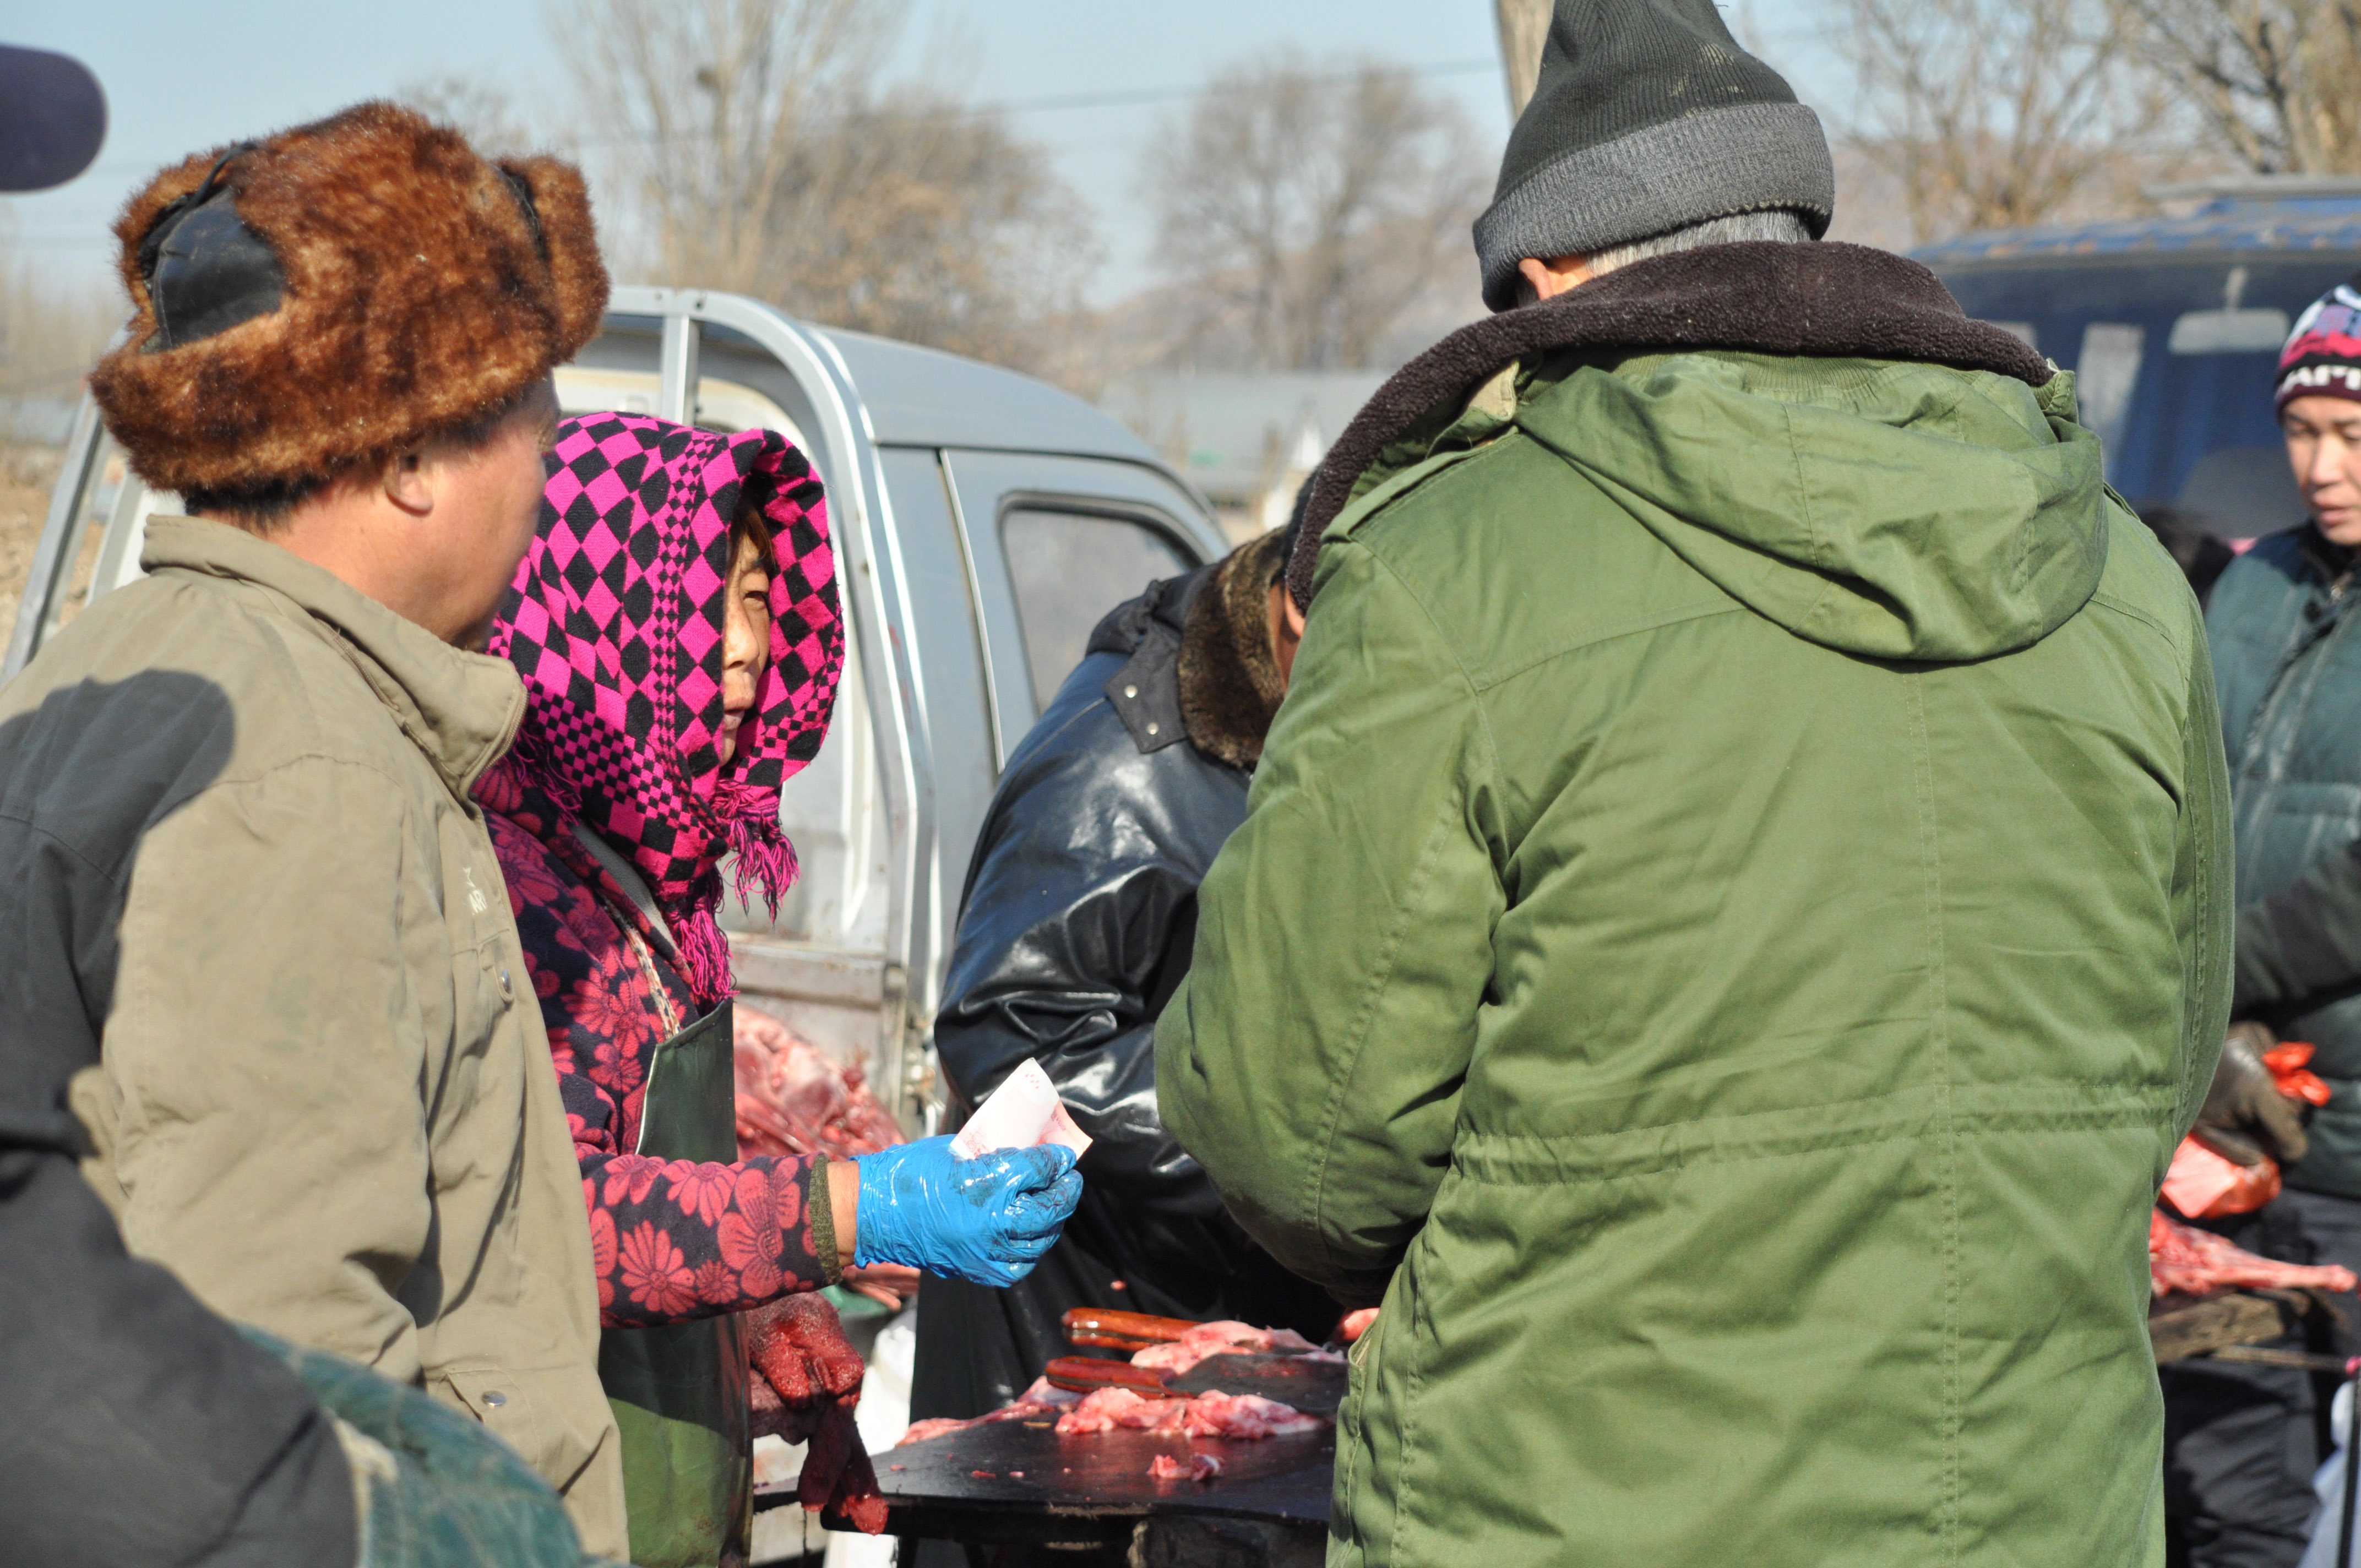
435, 1362, 614, 1497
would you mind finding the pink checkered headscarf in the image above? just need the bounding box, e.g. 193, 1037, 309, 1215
479, 412, 845, 1005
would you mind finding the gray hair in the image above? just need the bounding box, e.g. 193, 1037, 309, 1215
1586, 209, 1814, 280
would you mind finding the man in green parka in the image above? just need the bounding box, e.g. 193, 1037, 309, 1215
1154, 4, 2233, 1564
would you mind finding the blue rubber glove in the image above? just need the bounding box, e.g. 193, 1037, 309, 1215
852, 1136, 1082, 1288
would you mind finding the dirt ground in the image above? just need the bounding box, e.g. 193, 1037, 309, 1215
0, 443, 66, 641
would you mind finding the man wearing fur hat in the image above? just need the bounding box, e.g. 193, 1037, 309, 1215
1158, 2, 2231, 1562
0, 104, 629, 1555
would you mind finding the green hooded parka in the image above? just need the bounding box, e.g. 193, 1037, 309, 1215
1158, 254, 2231, 1567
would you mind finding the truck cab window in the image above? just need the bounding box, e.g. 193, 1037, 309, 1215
1001, 508, 1188, 714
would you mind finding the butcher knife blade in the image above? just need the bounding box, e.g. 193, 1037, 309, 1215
1163, 1353, 1348, 1416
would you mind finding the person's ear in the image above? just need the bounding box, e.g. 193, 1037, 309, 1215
1283, 594, 1305, 641
1519, 254, 1597, 304
382, 448, 433, 516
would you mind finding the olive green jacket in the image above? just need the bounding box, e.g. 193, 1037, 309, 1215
1158, 351, 2232, 1566
0, 517, 627, 1557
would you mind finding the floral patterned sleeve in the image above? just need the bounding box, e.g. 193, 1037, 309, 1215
488, 813, 835, 1329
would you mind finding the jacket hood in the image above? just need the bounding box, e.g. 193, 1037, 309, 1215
1517, 351, 2110, 662
1287, 242, 2060, 614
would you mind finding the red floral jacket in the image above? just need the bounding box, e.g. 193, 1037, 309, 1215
487, 810, 831, 1329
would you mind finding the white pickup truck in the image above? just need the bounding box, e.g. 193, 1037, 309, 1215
6, 287, 1229, 1135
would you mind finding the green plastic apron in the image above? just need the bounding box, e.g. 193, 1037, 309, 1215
587, 835, 752, 1568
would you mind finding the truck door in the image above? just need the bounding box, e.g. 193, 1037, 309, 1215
938, 451, 1222, 761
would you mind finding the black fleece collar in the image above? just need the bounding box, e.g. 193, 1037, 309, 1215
1089, 535, 1289, 769
1286, 240, 2056, 607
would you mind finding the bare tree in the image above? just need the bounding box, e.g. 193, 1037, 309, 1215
395, 75, 541, 160
0, 226, 118, 417
1495, 0, 1552, 117
1141, 55, 1488, 372
756, 91, 1102, 383
0, 223, 122, 639
550, 0, 1100, 380
552, 0, 895, 295
1835, 0, 2184, 241
2113, 0, 2361, 173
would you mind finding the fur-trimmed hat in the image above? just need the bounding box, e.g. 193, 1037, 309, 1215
89, 101, 608, 500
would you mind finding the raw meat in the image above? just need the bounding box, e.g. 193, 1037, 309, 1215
1057, 1386, 1187, 1436
1149, 1451, 1223, 1482
740, 1294, 885, 1532
1055, 1386, 1326, 1440
801, 1394, 889, 1534
1129, 1320, 1320, 1376
896, 1417, 972, 1447
1179, 1391, 1327, 1440
896, 1366, 1330, 1452
734, 1006, 903, 1159
2150, 1208, 2360, 1298
896, 1378, 1080, 1447
1339, 1308, 1380, 1343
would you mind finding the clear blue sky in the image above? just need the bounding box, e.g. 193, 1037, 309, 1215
2, 1, 1848, 305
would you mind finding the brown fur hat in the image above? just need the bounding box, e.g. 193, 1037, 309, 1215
89, 101, 608, 498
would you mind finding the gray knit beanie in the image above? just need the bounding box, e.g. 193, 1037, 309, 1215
1473, 0, 1835, 312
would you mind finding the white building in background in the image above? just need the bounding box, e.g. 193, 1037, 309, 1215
1101, 372, 1388, 543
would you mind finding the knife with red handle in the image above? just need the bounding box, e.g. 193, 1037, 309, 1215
1043, 1356, 1174, 1397
1059, 1308, 1201, 1351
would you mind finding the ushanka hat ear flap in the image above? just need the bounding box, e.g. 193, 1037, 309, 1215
88, 101, 609, 500
498, 151, 606, 357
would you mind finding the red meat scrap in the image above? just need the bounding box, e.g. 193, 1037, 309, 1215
1054, 1385, 1326, 1440
2150, 1208, 2359, 1298
1179, 1390, 1325, 1440
1149, 1451, 1223, 1482
1056, 1386, 1185, 1436
897, 1378, 1081, 1448
1128, 1320, 1320, 1376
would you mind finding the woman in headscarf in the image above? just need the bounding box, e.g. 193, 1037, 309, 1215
479, 413, 1082, 1567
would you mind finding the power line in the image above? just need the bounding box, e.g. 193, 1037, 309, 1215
48, 55, 1505, 184
938, 56, 1499, 119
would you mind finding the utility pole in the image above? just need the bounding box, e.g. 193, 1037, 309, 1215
1494, 0, 1551, 117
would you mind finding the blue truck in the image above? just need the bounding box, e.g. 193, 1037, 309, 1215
1917, 175, 2361, 538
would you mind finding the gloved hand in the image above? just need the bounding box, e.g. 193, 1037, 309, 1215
742, 1294, 886, 1533
2195, 1021, 2312, 1167
746, 1293, 864, 1446
851, 1135, 1082, 1288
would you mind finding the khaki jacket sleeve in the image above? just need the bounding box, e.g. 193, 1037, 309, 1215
103, 754, 437, 1382
1156, 539, 1504, 1305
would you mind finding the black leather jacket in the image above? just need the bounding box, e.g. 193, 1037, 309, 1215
910, 568, 1336, 1421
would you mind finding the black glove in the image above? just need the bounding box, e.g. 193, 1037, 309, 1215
2194, 1021, 2311, 1167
